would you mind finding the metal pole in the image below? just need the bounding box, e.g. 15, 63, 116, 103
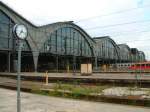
8, 51, 11, 72
139, 56, 142, 87
56, 55, 58, 73
17, 41, 23, 112
73, 56, 76, 75
95, 56, 98, 71
73, 32, 76, 75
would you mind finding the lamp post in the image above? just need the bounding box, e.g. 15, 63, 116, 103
13, 24, 28, 112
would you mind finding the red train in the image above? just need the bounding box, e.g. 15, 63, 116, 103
129, 62, 150, 71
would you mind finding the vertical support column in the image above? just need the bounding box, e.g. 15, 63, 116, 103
45, 71, 48, 85
13, 54, 17, 72
73, 56, 76, 75
66, 59, 70, 73
33, 52, 39, 72
7, 52, 11, 72
95, 56, 98, 71
79, 57, 82, 71
56, 55, 58, 72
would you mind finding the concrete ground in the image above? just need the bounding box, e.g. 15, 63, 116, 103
0, 88, 150, 112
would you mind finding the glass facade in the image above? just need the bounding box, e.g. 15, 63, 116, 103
0, 10, 14, 50
0, 10, 31, 51
42, 27, 92, 57
138, 51, 145, 62
118, 45, 131, 61
95, 38, 119, 60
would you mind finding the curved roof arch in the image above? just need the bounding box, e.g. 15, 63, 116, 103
0, 1, 38, 54
0, 8, 32, 52
0, 1, 36, 27
118, 44, 131, 52
93, 36, 120, 59
94, 36, 118, 46
0, 1, 96, 57
39, 21, 95, 43
118, 44, 131, 61
131, 48, 139, 54
138, 51, 145, 61
139, 51, 145, 55
37, 22, 96, 56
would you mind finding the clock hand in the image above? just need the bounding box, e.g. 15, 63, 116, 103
19, 30, 23, 36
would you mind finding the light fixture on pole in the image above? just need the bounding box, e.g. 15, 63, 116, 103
13, 24, 28, 112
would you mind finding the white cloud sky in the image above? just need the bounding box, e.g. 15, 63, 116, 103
1, 0, 150, 60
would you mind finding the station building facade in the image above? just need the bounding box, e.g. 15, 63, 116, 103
0, 2, 146, 72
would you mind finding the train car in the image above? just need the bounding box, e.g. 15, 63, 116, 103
129, 61, 150, 71
110, 63, 133, 71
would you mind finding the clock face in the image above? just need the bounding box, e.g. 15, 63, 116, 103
14, 24, 28, 39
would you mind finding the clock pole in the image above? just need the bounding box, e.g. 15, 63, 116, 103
17, 40, 22, 112
13, 24, 28, 112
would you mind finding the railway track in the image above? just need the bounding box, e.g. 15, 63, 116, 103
0, 72, 150, 87
0, 77, 52, 92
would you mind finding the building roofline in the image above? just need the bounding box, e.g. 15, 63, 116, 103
0, 2, 76, 28
93, 36, 110, 39
0, 1, 96, 45
118, 44, 131, 51
0, 1, 38, 27
93, 36, 119, 47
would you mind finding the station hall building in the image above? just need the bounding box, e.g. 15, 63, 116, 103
0, 2, 146, 72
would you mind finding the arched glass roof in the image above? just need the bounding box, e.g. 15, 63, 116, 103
0, 1, 146, 61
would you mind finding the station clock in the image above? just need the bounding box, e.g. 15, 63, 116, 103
13, 24, 28, 40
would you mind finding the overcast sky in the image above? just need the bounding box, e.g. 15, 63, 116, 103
1, 0, 150, 60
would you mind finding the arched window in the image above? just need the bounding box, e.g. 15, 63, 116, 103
0, 10, 31, 51
0, 10, 14, 50
42, 27, 93, 57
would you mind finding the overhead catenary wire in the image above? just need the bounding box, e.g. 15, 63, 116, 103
84, 19, 150, 30
3, 10, 150, 32
95, 28, 150, 37
75, 4, 150, 23
122, 38, 150, 43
